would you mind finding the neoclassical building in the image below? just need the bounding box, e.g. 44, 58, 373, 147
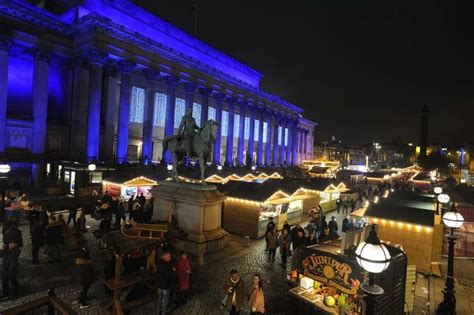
0, 0, 315, 167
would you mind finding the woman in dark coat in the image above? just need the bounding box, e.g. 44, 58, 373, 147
76, 248, 95, 308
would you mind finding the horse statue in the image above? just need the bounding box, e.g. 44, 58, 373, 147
162, 119, 219, 181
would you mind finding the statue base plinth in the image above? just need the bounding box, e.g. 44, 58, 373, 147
151, 181, 229, 264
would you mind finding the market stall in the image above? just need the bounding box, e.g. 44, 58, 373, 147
102, 175, 158, 199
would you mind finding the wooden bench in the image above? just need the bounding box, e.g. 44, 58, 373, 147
121, 222, 168, 240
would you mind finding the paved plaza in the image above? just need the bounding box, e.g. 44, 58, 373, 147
0, 212, 473, 314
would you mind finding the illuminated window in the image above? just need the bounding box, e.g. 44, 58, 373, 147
130, 86, 145, 123
284, 127, 288, 146
193, 102, 202, 126
208, 107, 216, 121
153, 92, 167, 126
278, 126, 282, 145
221, 110, 229, 136
174, 97, 186, 128
254, 120, 260, 142
233, 114, 240, 137
244, 117, 250, 140
262, 122, 268, 143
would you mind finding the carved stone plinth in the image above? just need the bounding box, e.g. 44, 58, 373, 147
151, 181, 229, 264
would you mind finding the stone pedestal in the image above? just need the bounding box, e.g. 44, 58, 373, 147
151, 181, 229, 264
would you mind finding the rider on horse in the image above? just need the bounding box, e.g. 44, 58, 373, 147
178, 108, 199, 156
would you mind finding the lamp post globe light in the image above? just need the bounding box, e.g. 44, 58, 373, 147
88, 163, 96, 194
166, 164, 173, 171
434, 186, 443, 195
437, 203, 464, 314
0, 164, 11, 223
355, 225, 391, 315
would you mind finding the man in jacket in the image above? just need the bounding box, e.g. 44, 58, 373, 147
265, 217, 275, 251
223, 269, 246, 315
156, 250, 175, 315
328, 216, 339, 237
2, 222, 22, 299
76, 248, 94, 308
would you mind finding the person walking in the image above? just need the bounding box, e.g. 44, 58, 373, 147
328, 216, 339, 237
67, 207, 77, 227
30, 220, 43, 264
248, 274, 265, 315
1, 222, 22, 300
266, 227, 278, 262
175, 250, 191, 305
116, 202, 126, 227
75, 248, 94, 308
265, 217, 275, 251
156, 250, 175, 315
223, 269, 246, 315
278, 229, 292, 268
342, 214, 351, 233
44, 215, 62, 262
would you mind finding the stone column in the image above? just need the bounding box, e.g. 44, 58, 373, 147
163, 76, 179, 163
265, 110, 272, 165
247, 105, 255, 165
69, 58, 89, 160
116, 59, 136, 163
286, 121, 293, 166
272, 113, 280, 166
225, 97, 235, 166
0, 38, 11, 153
199, 87, 211, 127
292, 121, 298, 166
279, 118, 287, 165
30, 47, 52, 155
102, 62, 119, 161
237, 101, 246, 165
142, 68, 159, 162
303, 130, 308, 160
257, 108, 264, 166
213, 93, 224, 164
184, 82, 196, 113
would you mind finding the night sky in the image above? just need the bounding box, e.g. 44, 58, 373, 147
135, 0, 474, 146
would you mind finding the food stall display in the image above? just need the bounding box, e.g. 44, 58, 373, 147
102, 175, 158, 199
289, 247, 364, 315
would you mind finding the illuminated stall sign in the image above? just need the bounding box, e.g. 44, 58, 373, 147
299, 249, 365, 295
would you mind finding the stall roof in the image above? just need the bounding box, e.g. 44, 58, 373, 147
103, 173, 159, 186
412, 172, 432, 181
364, 192, 435, 226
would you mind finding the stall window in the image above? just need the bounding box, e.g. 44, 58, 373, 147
91, 172, 102, 184
64, 170, 70, 183
70, 171, 76, 194
289, 200, 303, 212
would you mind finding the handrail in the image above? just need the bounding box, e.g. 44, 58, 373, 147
2, 289, 77, 315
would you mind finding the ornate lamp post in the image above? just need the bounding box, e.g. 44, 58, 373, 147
0, 164, 11, 222
88, 163, 96, 194
437, 203, 464, 315
355, 225, 391, 315
438, 193, 450, 216
433, 187, 442, 214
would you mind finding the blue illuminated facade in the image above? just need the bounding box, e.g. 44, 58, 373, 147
0, 0, 315, 168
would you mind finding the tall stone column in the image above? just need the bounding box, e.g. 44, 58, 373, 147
272, 114, 280, 166
225, 98, 235, 166
292, 122, 298, 166
237, 101, 246, 165
303, 130, 308, 160
116, 59, 136, 163
30, 47, 52, 155
199, 87, 211, 127
279, 118, 287, 165
70, 58, 89, 160
102, 63, 119, 161
213, 93, 224, 164
0, 38, 11, 154
142, 68, 159, 162
247, 105, 255, 165
184, 82, 196, 112
265, 110, 272, 165
163, 76, 179, 163
286, 121, 293, 166
256, 108, 264, 166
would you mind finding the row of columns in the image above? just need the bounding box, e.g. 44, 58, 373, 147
0, 42, 312, 166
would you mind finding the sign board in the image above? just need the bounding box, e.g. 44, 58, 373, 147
298, 248, 365, 295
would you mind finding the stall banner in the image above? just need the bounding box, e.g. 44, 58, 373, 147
299, 248, 364, 295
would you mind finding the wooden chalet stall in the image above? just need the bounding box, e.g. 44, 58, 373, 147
102, 174, 158, 199
221, 179, 349, 238
351, 192, 443, 273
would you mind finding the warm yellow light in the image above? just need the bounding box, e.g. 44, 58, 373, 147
407, 224, 412, 229
389, 220, 395, 226
372, 218, 378, 223
415, 225, 422, 232
425, 227, 432, 233
397, 222, 403, 228
381, 219, 387, 225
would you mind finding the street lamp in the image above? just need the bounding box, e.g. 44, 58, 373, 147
88, 163, 96, 194
433, 187, 442, 214
0, 164, 11, 223
438, 193, 450, 216
217, 165, 223, 171
437, 203, 464, 314
355, 225, 391, 315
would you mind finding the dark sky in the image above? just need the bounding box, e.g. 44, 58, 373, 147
135, 0, 474, 146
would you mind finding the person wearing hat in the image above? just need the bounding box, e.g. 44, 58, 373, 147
75, 248, 94, 308
156, 249, 176, 314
